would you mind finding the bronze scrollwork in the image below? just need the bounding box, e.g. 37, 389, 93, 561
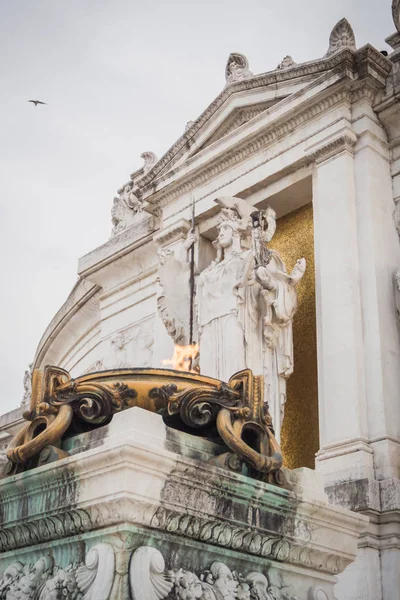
4, 366, 286, 487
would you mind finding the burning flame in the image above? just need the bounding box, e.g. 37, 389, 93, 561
162, 344, 200, 373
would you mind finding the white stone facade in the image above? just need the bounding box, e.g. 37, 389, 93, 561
1, 8, 400, 600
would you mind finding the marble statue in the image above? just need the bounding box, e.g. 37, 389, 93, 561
21, 363, 33, 408
225, 53, 253, 85
111, 182, 142, 237
158, 196, 305, 440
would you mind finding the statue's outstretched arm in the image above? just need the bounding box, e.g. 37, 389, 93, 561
289, 258, 306, 285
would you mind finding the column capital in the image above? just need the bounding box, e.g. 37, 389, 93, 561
305, 128, 358, 165
153, 218, 191, 246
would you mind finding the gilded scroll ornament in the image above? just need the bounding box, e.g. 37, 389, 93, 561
4, 366, 285, 487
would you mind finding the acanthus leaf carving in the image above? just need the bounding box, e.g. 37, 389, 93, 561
148, 506, 350, 575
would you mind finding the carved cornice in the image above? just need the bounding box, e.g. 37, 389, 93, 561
0, 499, 352, 577
150, 506, 351, 575
355, 45, 394, 84
0, 509, 93, 552
305, 129, 358, 164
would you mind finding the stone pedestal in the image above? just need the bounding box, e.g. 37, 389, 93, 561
0, 407, 365, 599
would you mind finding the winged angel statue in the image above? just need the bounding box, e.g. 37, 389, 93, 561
158, 196, 305, 440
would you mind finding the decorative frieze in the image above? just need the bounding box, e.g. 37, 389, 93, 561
0, 543, 115, 600
0, 543, 338, 600
129, 546, 303, 600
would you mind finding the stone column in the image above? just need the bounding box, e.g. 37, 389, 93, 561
306, 129, 374, 484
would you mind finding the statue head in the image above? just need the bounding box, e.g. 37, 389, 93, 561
217, 221, 237, 248
213, 197, 253, 258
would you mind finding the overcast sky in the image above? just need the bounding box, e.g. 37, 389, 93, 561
0, 0, 395, 413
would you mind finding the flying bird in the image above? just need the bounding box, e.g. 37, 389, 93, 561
28, 100, 47, 106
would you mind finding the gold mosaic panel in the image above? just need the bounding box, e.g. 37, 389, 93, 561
271, 202, 319, 470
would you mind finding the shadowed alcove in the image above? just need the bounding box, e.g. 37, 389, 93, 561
271, 202, 319, 469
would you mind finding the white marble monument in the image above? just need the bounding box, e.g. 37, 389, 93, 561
1, 4, 400, 599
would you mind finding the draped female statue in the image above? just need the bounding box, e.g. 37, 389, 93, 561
157, 196, 305, 440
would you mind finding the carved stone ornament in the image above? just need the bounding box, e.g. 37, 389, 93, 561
141, 151, 158, 173
107, 330, 131, 369
277, 55, 297, 70
225, 53, 253, 85
0, 543, 115, 600
4, 366, 286, 488
111, 182, 142, 237
393, 0, 400, 34
21, 363, 33, 408
129, 546, 304, 600
84, 359, 104, 375
325, 18, 356, 56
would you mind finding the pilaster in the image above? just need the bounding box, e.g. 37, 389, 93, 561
306, 129, 373, 484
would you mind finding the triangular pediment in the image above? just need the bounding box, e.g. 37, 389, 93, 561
137, 73, 327, 191
134, 42, 382, 197
196, 99, 283, 152
146, 76, 315, 181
